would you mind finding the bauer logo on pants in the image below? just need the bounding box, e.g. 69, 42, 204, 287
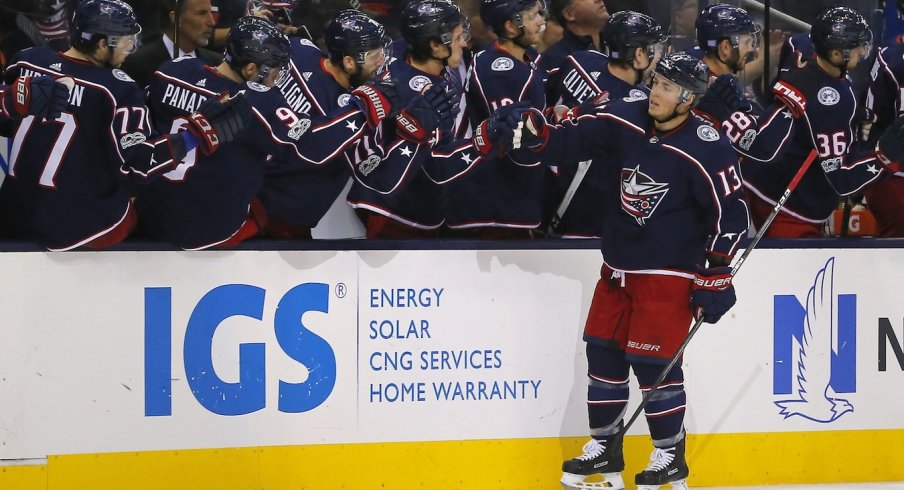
772, 257, 856, 423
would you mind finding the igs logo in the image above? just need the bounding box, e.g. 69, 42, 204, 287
772, 257, 856, 423
144, 283, 336, 417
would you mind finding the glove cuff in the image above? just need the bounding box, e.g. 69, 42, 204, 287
11, 77, 30, 117
187, 112, 220, 155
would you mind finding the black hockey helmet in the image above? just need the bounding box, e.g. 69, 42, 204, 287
810, 7, 872, 60
603, 10, 668, 62
401, 0, 465, 46
401, 0, 467, 62
225, 16, 291, 73
480, 0, 545, 34
70, 0, 141, 52
654, 52, 709, 103
325, 10, 391, 65
695, 3, 758, 53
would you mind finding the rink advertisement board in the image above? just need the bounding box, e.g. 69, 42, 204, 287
1, 247, 903, 461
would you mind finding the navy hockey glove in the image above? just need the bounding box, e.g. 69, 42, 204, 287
185, 92, 251, 155
691, 266, 736, 324
472, 102, 528, 157
514, 107, 549, 151
396, 79, 460, 144
350, 79, 401, 128
3, 76, 70, 120
876, 116, 904, 173
696, 74, 752, 124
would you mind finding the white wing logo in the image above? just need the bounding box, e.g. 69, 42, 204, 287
774, 258, 854, 423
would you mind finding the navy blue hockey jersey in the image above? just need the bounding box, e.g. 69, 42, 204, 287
1, 47, 181, 250
446, 41, 548, 230
725, 61, 885, 223
259, 38, 358, 230
139, 56, 370, 249
535, 97, 749, 272
547, 51, 648, 238
347, 46, 483, 229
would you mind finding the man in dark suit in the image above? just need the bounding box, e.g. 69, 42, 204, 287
122, 0, 222, 87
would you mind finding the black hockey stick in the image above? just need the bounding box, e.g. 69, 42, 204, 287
619, 148, 819, 435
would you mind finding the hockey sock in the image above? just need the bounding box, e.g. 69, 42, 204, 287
632, 362, 686, 446
586, 343, 630, 438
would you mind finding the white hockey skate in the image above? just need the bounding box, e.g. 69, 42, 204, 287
635, 437, 690, 490
560, 435, 625, 490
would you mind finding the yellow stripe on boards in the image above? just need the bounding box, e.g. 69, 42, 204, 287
2, 430, 903, 489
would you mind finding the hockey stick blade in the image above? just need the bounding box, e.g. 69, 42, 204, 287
619, 149, 819, 435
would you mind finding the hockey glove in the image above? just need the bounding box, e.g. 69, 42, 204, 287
559, 91, 610, 121
771, 79, 806, 118
396, 79, 460, 144
472, 102, 528, 157
696, 74, 752, 124
3, 76, 70, 120
350, 79, 401, 128
691, 266, 736, 324
513, 108, 549, 151
876, 115, 904, 173
185, 92, 252, 155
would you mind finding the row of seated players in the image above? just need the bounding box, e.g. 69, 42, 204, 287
2, 0, 903, 251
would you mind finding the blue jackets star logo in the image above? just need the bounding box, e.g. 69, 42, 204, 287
620, 166, 669, 225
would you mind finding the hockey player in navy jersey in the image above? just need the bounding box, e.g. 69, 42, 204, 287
444, 0, 549, 238
0, 0, 247, 250
850, 39, 904, 236
139, 15, 455, 249
692, 4, 759, 78
545, 10, 666, 238
718, 7, 890, 238
258, 9, 394, 239
348, 0, 489, 239
491, 53, 749, 490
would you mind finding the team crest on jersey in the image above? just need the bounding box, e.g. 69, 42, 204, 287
627, 89, 647, 101
358, 153, 382, 176
409, 75, 432, 92
288, 118, 312, 140
338, 93, 352, 106
120, 132, 147, 148
491, 58, 514, 71
299, 38, 317, 48
621, 166, 669, 225
112, 69, 134, 82
817, 87, 840, 106
246, 81, 270, 92
697, 125, 720, 142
